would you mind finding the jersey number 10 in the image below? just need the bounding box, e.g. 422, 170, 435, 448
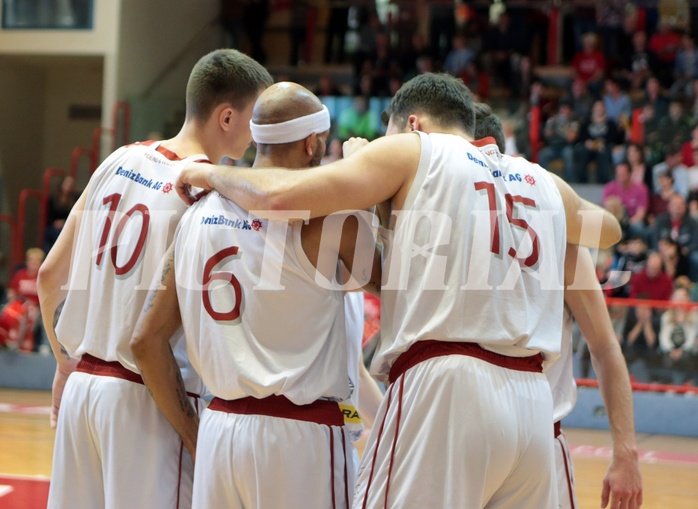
96, 193, 149, 275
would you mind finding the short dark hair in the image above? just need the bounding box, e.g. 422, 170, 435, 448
385, 73, 476, 135
186, 49, 273, 120
473, 102, 506, 153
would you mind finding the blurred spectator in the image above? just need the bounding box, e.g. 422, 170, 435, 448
370, 32, 394, 97
614, 235, 650, 281
681, 123, 698, 167
572, 32, 606, 97
1, 248, 45, 352
571, 2, 598, 55
630, 250, 674, 308
485, 10, 526, 94
43, 175, 78, 253
398, 33, 431, 80
324, 3, 349, 64
650, 193, 698, 279
596, 0, 627, 65
639, 76, 670, 119
689, 80, 698, 122
537, 100, 578, 179
243, 0, 269, 64
658, 287, 698, 384
602, 77, 632, 126
658, 100, 693, 150
620, 31, 660, 93
312, 74, 344, 97
658, 236, 690, 280
652, 142, 689, 196
648, 19, 681, 87
623, 252, 674, 379
444, 33, 475, 78
354, 9, 382, 76
670, 33, 698, 98
626, 143, 648, 186
388, 75, 403, 97
338, 96, 380, 141
602, 162, 649, 237
528, 79, 556, 120
573, 100, 621, 183
564, 78, 595, 123
8, 248, 43, 308
354, 72, 377, 98
460, 60, 490, 101
649, 172, 676, 221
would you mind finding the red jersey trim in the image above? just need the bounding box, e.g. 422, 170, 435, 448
471, 137, 497, 148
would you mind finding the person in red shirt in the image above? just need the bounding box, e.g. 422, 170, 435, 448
648, 19, 681, 87
623, 251, 675, 380
629, 251, 675, 302
572, 32, 605, 96
8, 247, 44, 307
0, 248, 44, 351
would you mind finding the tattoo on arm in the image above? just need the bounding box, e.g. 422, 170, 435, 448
176, 373, 199, 422
53, 300, 65, 329
142, 253, 175, 314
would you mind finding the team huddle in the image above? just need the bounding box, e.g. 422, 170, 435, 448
38, 50, 643, 508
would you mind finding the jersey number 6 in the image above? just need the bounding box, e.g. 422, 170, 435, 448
202, 246, 243, 321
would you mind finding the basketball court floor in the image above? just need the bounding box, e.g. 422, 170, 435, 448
1, 389, 696, 508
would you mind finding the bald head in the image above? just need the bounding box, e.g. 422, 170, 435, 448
251, 82, 330, 168
253, 82, 324, 126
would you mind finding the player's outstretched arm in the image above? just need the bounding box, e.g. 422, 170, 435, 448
564, 245, 643, 509
37, 186, 89, 428
177, 133, 420, 219
131, 246, 199, 461
551, 174, 622, 249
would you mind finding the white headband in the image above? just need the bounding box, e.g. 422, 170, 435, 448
250, 105, 331, 144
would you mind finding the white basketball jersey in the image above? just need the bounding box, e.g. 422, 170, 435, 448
174, 191, 350, 404
547, 307, 577, 422
339, 292, 365, 441
373, 133, 566, 381
56, 141, 207, 393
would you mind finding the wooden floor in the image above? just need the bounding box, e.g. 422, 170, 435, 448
1, 389, 697, 508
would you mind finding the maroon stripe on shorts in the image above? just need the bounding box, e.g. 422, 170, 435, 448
362, 382, 395, 509
558, 430, 577, 509
208, 395, 344, 427
554, 420, 562, 438
388, 340, 544, 384
384, 374, 405, 508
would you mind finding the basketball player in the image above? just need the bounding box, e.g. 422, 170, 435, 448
175, 73, 622, 508
474, 106, 643, 509
131, 82, 381, 509
36, 49, 272, 509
